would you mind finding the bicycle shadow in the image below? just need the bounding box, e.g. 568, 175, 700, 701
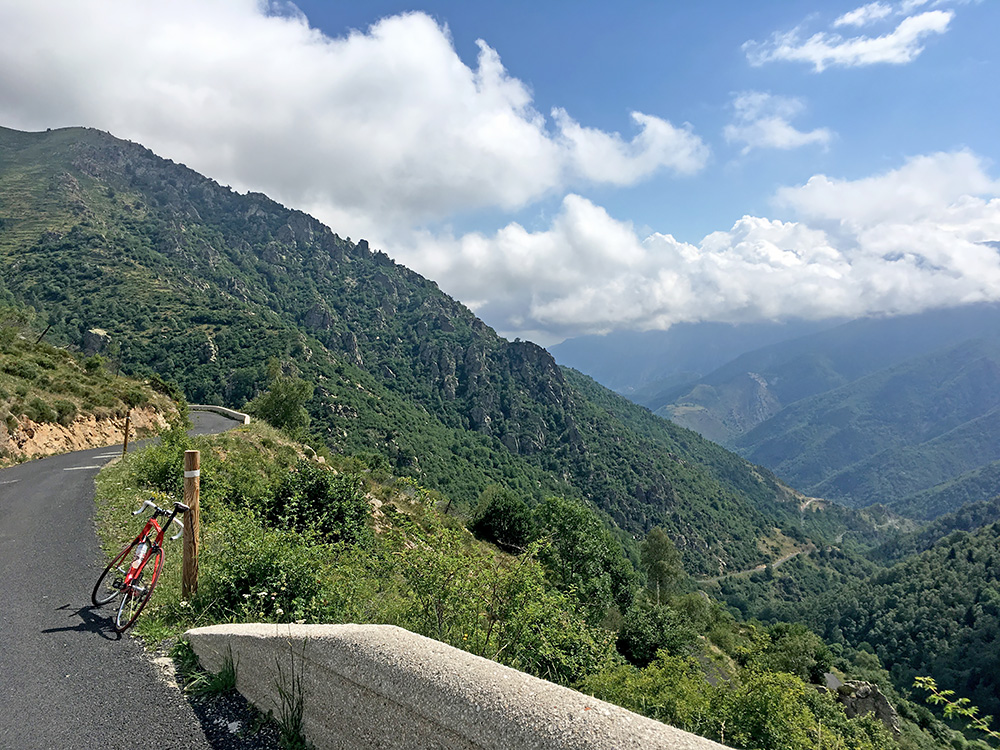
41, 603, 121, 641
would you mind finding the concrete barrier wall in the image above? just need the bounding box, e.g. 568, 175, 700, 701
188, 404, 251, 424
185, 623, 729, 750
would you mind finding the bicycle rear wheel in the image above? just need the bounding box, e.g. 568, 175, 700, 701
114, 547, 163, 632
92, 540, 138, 607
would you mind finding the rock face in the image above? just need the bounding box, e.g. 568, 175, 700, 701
0, 407, 169, 464
83, 328, 112, 355
304, 304, 333, 331
820, 679, 900, 736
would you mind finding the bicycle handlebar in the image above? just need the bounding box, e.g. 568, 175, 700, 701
169, 516, 184, 541
131, 499, 157, 516
131, 498, 189, 540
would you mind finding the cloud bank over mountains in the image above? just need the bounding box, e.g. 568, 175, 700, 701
0, 0, 995, 344
402, 152, 1000, 342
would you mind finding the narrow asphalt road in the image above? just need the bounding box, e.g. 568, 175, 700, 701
0, 411, 238, 750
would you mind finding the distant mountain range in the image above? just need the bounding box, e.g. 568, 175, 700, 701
549, 319, 839, 396
556, 305, 1000, 519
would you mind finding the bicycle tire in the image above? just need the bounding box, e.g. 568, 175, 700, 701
92, 540, 139, 607
114, 547, 163, 632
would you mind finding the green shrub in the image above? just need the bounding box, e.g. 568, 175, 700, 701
3, 359, 39, 381
125, 424, 191, 495
581, 654, 717, 736
23, 396, 57, 423
469, 485, 534, 553
390, 525, 616, 685
246, 361, 313, 433
264, 460, 372, 546
53, 399, 77, 426
147, 374, 185, 402
201, 510, 328, 622
120, 386, 148, 407
33, 354, 57, 370
616, 603, 697, 667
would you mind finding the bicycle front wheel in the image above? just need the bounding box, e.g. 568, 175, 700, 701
114, 548, 163, 633
92, 541, 138, 607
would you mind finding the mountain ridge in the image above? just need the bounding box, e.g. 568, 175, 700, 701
0, 125, 850, 575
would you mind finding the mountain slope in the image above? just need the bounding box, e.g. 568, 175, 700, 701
734, 337, 1000, 513
806, 522, 1000, 720
0, 125, 852, 575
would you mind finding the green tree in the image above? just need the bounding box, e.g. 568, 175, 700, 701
616, 603, 697, 667
718, 671, 817, 750
640, 527, 684, 604
469, 485, 535, 553
533, 496, 637, 624
246, 359, 313, 433
749, 622, 833, 684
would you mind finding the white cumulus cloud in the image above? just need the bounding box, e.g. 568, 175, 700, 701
745, 8, 954, 71
553, 109, 709, 183
834, 2, 894, 28
723, 92, 833, 154
0, 0, 706, 239
393, 152, 1000, 343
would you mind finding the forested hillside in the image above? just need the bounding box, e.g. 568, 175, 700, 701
574, 305, 1000, 521
812, 524, 1000, 721
705, 513, 1000, 731
732, 337, 1000, 509
0, 125, 853, 575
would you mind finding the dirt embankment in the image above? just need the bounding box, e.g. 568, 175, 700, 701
0, 407, 169, 466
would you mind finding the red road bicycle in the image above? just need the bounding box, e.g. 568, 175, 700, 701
91, 499, 189, 632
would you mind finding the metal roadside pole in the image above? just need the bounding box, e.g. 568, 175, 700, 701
182, 450, 200, 598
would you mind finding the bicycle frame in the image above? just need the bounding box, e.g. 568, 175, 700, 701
120, 515, 165, 594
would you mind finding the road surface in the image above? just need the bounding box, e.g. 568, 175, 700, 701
0, 411, 237, 750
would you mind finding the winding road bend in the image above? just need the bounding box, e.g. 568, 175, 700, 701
0, 411, 236, 750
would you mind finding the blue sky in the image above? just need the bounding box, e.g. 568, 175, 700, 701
1, 0, 998, 344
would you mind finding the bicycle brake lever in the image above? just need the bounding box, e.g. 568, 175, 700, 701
170, 515, 184, 541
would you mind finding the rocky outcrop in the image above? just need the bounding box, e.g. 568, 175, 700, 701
83, 328, 112, 355
819, 678, 900, 736
304, 304, 333, 331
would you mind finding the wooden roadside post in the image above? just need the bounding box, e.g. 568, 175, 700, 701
121, 411, 131, 457
182, 450, 200, 598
